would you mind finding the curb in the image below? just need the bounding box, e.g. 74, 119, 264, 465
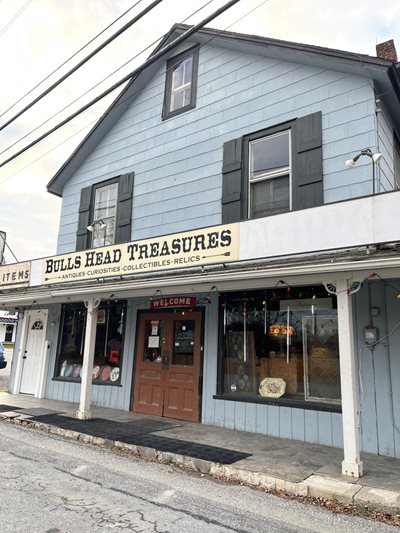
4, 415, 400, 515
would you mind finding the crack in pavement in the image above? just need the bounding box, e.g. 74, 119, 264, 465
52, 466, 245, 533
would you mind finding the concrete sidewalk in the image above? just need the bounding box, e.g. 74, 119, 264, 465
1, 391, 400, 514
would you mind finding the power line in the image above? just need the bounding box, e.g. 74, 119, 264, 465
0, 0, 241, 170
4, 240, 19, 263
0, 0, 217, 159
0, 1, 219, 187
0, 0, 144, 120
0, 0, 270, 184
0, 0, 163, 133
0, 0, 33, 38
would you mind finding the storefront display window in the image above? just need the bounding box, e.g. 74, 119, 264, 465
55, 300, 126, 385
220, 286, 340, 405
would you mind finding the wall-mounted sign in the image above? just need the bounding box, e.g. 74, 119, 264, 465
150, 296, 197, 309
41, 223, 239, 285
0, 262, 31, 289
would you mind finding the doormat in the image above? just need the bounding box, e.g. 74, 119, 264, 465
17, 408, 65, 417
0, 404, 22, 412
30, 414, 252, 464
30, 415, 181, 436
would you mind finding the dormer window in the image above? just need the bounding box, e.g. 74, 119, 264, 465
162, 46, 199, 120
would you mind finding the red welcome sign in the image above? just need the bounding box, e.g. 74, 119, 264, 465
150, 296, 197, 309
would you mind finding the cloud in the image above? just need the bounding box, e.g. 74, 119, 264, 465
0, 189, 60, 261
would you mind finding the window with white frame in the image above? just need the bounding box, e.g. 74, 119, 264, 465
170, 56, 192, 112
92, 182, 118, 248
163, 47, 198, 119
248, 130, 291, 219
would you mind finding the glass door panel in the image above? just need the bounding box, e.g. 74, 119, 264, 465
172, 319, 195, 366
143, 319, 164, 363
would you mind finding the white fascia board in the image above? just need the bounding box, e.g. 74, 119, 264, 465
240, 192, 400, 262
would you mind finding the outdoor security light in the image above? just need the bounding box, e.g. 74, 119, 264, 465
345, 148, 383, 194
87, 219, 106, 232
345, 148, 383, 168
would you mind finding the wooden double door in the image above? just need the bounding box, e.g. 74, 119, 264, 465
132, 311, 202, 422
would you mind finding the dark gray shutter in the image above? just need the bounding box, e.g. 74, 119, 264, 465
76, 186, 92, 251
292, 111, 323, 210
221, 138, 244, 223
115, 172, 134, 244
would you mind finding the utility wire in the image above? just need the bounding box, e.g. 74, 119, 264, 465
0, 0, 32, 38
0, 0, 162, 133
0, 0, 219, 183
4, 241, 19, 263
0, 0, 241, 170
0, 0, 270, 183
0, 0, 217, 159
0, 0, 143, 120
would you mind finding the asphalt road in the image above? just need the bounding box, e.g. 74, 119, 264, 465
0, 370, 9, 392
0, 422, 396, 533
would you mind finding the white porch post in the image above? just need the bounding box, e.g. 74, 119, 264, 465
336, 278, 363, 478
76, 299, 99, 420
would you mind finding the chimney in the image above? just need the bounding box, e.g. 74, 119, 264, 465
376, 39, 398, 62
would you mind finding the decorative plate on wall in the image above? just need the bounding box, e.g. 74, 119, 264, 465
92, 365, 100, 380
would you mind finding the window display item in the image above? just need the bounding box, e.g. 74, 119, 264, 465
64, 364, 73, 378
92, 365, 100, 379
100, 365, 111, 381
259, 377, 286, 398
72, 364, 81, 378
110, 367, 120, 382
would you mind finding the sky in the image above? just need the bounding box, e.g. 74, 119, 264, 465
0, 0, 399, 263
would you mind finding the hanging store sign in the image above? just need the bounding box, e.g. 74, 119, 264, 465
41, 223, 239, 285
0, 262, 31, 289
150, 296, 197, 309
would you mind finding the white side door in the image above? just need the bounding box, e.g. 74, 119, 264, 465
20, 314, 47, 395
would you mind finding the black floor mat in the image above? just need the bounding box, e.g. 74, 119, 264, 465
0, 404, 22, 412
17, 408, 65, 416
30, 414, 251, 464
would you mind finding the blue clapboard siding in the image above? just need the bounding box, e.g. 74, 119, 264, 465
354, 280, 400, 458
57, 41, 379, 254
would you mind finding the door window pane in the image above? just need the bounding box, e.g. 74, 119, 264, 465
173, 320, 195, 366
143, 319, 163, 363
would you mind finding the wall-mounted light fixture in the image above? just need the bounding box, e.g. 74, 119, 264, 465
345, 148, 383, 195
87, 219, 106, 232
